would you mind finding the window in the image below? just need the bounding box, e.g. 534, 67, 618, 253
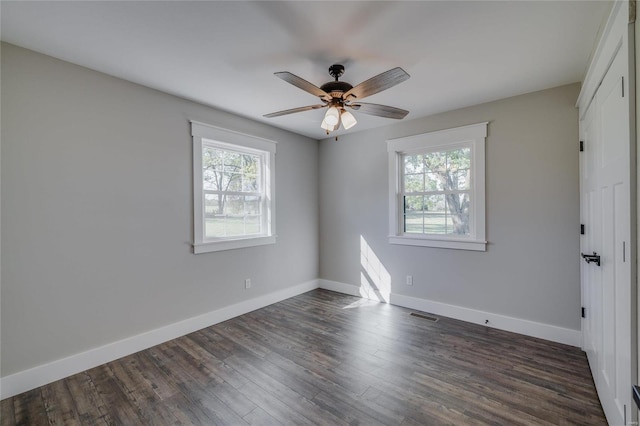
191, 121, 276, 253
387, 122, 487, 251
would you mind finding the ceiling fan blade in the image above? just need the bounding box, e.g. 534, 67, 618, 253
348, 102, 409, 119
264, 104, 326, 118
344, 67, 410, 100
274, 72, 331, 100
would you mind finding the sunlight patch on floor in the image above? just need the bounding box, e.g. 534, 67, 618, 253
342, 298, 381, 309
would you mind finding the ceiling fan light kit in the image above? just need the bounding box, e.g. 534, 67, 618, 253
340, 109, 357, 129
324, 106, 340, 126
265, 64, 410, 135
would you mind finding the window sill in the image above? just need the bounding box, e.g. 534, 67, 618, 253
194, 235, 276, 254
388, 235, 486, 251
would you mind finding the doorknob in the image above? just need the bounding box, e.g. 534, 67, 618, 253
581, 252, 601, 266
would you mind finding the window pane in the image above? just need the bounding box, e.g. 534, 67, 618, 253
203, 147, 224, 190
404, 173, 424, 192
404, 195, 424, 213
244, 154, 260, 173
404, 154, 424, 174
424, 194, 446, 234
204, 194, 264, 238
224, 215, 245, 236
404, 196, 424, 233
203, 147, 224, 171
244, 215, 261, 234
451, 168, 470, 191
224, 152, 242, 173
446, 193, 470, 235
225, 195, 244, 215
205, 216, 225, 238
245, 196, 261, 215
424, 151, 446, 173
225, 173, 243, 191
243, 174, 259, 192
404, 213, 423, 233
425, 172, 444, 191
204, 193, 223, 216
447, 148, 471, 190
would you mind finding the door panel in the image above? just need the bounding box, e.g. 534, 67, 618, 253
581, 46, 632, 425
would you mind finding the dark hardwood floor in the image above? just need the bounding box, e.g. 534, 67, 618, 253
1, 289, 606, 425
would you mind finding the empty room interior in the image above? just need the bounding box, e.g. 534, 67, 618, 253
1, 1, 639, 425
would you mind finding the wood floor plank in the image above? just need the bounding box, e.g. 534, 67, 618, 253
146, 341, 249, 425
40, 380, 82, 426
0, 398, 16, 426
224, 353, 348, 426
85, 365, 146, 425
12, 389, 48, 426
64, 371, 114, 425
242, 405, 283, 425
172, 338, 258, 417
107, 357, 181, 425
176, 335, 250, 389
235, 380, 315, 426
1, 289, 606, 425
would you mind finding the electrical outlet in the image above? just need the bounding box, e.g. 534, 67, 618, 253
406, 275, 413, 286
245, 279, 251, 289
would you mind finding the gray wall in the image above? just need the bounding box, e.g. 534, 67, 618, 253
1, 43, 319, 376
319, 83, 581, 330
1, 41, 582, 379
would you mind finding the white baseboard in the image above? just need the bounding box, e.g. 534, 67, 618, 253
2, 278, 581, 399
0, 279, 320, 400
317, 279, 363, 297
318, 279, 581, 347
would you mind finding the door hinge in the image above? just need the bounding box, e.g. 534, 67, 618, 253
580, 224, 585, 235
580, 140, 584, 152
581, 307, 586, 318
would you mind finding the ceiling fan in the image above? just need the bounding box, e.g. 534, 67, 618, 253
264, 64, 410, 133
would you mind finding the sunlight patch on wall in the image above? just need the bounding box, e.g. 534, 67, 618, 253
360, 235, 391, 302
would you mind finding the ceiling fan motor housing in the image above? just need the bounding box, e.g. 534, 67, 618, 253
320, 81, 353, 100
322, 65, 352, 100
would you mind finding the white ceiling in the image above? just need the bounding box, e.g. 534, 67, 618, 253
1, 1, 611, 140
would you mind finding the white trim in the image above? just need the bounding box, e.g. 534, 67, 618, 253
318, 279, 364, 297
386, 122, 488, 152
191, 120, 276, 254
576, 2, 625, 117
0, 280, 320, 400
388, 235, 487, 251
318, 279, 580, 347
193, 235, 276, 253
389, 293, 581, 347
387, 122, 487, 251
191, 120, 277, 153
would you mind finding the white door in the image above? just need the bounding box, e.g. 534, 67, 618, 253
581, 47, 634, 425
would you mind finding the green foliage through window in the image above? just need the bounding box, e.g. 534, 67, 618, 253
202, 144, 264, 238
402, 147, 471, 235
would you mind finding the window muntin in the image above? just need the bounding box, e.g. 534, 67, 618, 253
387, 123, 486, 251
192, 121, 276, 253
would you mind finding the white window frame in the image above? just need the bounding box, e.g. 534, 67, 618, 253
387, 122, 487, 251
191, 121, 276, 253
